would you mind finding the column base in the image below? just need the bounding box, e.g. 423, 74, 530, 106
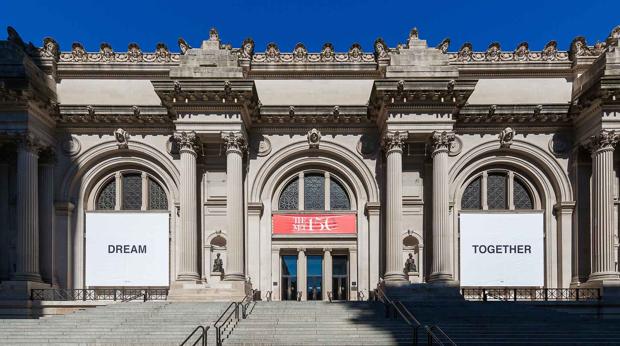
167, 280, 246, 302
176, 273, 201, 282
384, 271, 407, 283
0, 280, 50, 300
428, 272, 455, 283
587, 271, 620, 283
12, 272, 42, 283
224, 272, 245, 281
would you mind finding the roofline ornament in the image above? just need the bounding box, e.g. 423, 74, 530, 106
436, 38, 450, 54
178, 38, 191, 54
240, 37, 255, 60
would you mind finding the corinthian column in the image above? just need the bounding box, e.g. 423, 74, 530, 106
13, 135, 42, 282
383, 131, 408, 283
429, 131, 455, 283
175, 131, 200, 281
223, 132, 246, 281
587, 130, 620, 283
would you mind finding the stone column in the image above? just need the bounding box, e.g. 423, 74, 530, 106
383, 131, 408, 283
223, 132, 246, 281
0, 153, 10, 281
323, 248, 332, 300
175, 131, 200, 281
297, 248, 307, 301
429, 131, 455, 283
38, 148, 56, 284
13, 135, 42, 282
587, 130, 620, 283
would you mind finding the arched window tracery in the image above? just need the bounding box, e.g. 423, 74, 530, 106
460, 170, 535, 210
277, 171, 352, 211
95, 171, 169, 211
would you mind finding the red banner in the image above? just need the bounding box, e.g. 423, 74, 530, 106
273, 214, 357, 235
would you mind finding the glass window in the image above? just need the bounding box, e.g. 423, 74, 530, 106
330, 179, 350, 210
461, 176, 481, 209
122, 173, 142, 210
148, 178, 168, 210
96, 179, 116, 210
304, 174, 325, 210
487, 173, 507, 209
513, 177, 533, 209
278, 177, 299, 210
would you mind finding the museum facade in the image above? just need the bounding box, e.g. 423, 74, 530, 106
1, 25, 620, 301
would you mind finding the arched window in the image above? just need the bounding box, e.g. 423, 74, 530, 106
95, 171, 169, 211
277, 171, 352, 211
461, 170, 534, 210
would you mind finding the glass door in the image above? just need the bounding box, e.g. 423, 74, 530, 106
281, 255, 298, 301
332, 255, 348, 301
307, 255, 323, 301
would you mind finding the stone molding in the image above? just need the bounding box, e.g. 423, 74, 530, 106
55, 42, 180, 64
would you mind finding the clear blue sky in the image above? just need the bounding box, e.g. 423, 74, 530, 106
1, 1, 618, 53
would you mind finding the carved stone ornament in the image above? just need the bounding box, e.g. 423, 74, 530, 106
382, 131, 408, 152
292, 43, 308, 62
222, 132, 247, 153
448, 136, 463, 156
127, 43, 143, 62
240, 38, 255, 59
457, 43, 473, 62
114, 128, 130, 149
41, 37, 59, 59
548, 133, 571, 158
570, 36, 594, 58
607, 25, 620, 48
321, 43, 335, 62
256, 136, 271, 157
541, 40, 559, 61
485, 42, 501, 61
265, 42, 280, 62
174, 131, 199, 152
155, 43, 171, 62
431, 131, 455, 153
436, 38, 450, 53
348, 43, 363, 62
498, 127, 515, 148
100, 42, 114, 61
61, 135, 81, 157
86, 105, 95, 116
587, 130, 619, 153
374, 38, 389, 60
71, 42, 87, 61
514, 42, 529, 61
408, 28, 419, 46
131, 105, 140, 117
178, 38, 191, 54
307, 128, 322, 149
18, 133, 42, 153
209, 28, 219, 41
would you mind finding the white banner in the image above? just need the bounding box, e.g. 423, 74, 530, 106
460, 212, 544, 286
86, 212, 169, 286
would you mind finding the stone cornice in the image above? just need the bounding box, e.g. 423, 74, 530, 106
253, 105, 373, 126
55, 105, 174, 132
456, 104, 573, 126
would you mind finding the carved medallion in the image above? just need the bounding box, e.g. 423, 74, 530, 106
307, 128, 321, 149
448, 136, 462, 156
357, 133, 379, 156
61, 135, 81, 157
548, 133, 571, 158
256, 136, 272, 157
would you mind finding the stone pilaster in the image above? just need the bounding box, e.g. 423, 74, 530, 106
323, 248, 332, 300
297, 248, 306, 301
175, 131, 200, 281
429, 131, 455, 283
222, 132, 246, 281
0, 148, 11, 281
13, 135, 42, 282
382, 131, 408, 283
38, 147, 56, 284
587, 130, 620, 283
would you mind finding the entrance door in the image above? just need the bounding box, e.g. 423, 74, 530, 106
307, 255, 323, 301
332, 255, 348, 301
281, 255, 298, 301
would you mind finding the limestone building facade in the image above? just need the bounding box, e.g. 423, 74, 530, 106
1, 25, 620, 301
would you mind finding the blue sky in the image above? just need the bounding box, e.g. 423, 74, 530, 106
1, 1, 618, 53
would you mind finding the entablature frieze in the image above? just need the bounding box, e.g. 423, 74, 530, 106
456, 104, 573, 126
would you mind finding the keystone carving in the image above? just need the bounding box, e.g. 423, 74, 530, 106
498, 127, 515, 148
307, 128, 321, 149
114, 128, 130, 149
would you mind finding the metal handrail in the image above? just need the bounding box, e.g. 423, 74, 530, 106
426, 325, 456, 345
461, 287, 602, 302
214, 302, 239, 346
30, 288, 168, 301
121, 289, 146, 302
296, 291, 302, 301
376, 284, 422, 345
327, 291, 333, 302
180, 325, 210, 346
240, 289, 256, 319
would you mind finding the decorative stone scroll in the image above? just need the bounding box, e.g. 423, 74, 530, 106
252, 43, 375, 64
448, 40, 571, 62
58, 42, 180, 63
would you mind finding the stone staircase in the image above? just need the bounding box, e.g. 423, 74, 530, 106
0, 301, 228, 345
224, 301, 415, 345
402, 301, 620, 345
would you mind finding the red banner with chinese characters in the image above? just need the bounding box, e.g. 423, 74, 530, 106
273, 214, 357, 235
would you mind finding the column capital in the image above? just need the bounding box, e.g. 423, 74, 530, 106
38, 146, 57, 165
174, 131, 200, 153
322, 247, 332, 253
430, 131, 455, 155
18, 133, 43, 154
381, 131, 408, 153
297, 247, 306, 253
587, 129, 619, 154
222, 131, 247, 154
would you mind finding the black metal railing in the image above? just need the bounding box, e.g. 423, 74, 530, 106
214, 302, 239, 346
30, 288, 168, 301
375, 282, 422, 345
461, 287, 601, 302
240, 289, 256, 319
426, 325, 456, 345
180, 325, 210, 346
